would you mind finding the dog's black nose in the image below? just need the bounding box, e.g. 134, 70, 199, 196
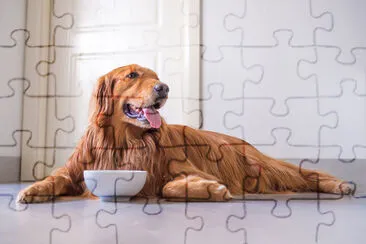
154, 83, 169, 98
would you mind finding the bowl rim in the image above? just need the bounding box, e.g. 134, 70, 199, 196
83, 170, 147, 174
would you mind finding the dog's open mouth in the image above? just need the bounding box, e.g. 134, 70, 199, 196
123, 102, 162, 128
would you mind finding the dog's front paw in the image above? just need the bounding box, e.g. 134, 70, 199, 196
207, 183, 232, 201
17, 183, 54, 203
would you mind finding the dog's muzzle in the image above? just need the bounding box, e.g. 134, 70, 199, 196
154, 83, 169, 98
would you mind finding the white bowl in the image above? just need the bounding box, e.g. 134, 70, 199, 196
83, 170, 147, 202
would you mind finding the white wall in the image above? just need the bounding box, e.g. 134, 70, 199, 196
201, 0, 366, 161
0, 0, 26, 157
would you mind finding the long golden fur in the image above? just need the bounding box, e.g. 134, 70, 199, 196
18, 64, 352, 203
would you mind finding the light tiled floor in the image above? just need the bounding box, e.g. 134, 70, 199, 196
0, 183, 365, 244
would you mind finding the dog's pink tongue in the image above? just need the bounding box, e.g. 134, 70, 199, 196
142, 107, 161, 128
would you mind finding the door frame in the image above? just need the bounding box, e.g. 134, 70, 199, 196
21, 0, 51, 181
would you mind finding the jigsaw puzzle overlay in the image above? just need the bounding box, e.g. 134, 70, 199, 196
1, 0, 366, 243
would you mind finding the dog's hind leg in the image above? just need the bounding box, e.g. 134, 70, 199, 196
256, 157, 353, 194
162, 175, 232, 201
295, 164, 354, 194
243, 145, 353, 194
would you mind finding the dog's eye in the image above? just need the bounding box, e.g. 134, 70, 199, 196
126, 72, 139, 79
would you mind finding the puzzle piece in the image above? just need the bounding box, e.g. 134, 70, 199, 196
225, 98, 336, 155
201, 47, 263, 99
0, 0, 26, 45
0, 83, 23, 157
242, 192, 342, 218
141, 0, 199, 48
201, 0, 243, 61
241, 32, 318, 115
0, 30, 60, 97
0, 30, 27, 96
201, 83, 243, 137
159, 47, 200, 126
317, 197, 366, 244
225, 0, 331, 46
0, 129, 56, 181
97, 201, 202, 244
299, 47, 366, 96
319, 81, 366, 160
186, 202, 245, 243
73, 0, 156, 30
313, 0, 366, 63
0, 127, 54, 176
227, 199, 334, 244
50, 0, 74, 47
19, 95, 74, 152
254, 128, 319, 159
52, 199, 115, 244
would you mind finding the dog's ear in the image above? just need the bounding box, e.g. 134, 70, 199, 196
89, 75, 115, 127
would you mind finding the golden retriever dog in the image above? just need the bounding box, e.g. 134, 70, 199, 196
17, 64, 352, 203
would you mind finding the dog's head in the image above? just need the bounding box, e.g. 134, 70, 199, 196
90, 64, 169, 129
